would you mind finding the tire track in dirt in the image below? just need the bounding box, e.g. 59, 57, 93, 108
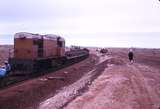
64, 60, 160, 109
128, 63, 160, 109
127, 64, 152, 109
64, 65, 134, 109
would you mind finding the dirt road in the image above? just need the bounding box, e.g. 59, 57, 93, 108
64, 63, 160, 109
63, 49, 160, 109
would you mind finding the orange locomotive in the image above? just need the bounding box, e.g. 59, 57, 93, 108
14, 32, 65, 59
9, 32, 89, 73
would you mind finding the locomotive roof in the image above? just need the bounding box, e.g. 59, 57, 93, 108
14, 32, 65, 41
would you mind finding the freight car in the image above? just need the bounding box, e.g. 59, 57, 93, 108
9, 32, 89, 74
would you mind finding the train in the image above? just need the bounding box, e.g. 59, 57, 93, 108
8, 32, 89, 74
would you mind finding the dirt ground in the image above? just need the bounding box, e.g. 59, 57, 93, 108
64, 48, 160, 109
0, 45, 13, 65
0, 46, 160, 109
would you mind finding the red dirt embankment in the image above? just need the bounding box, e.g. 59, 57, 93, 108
0, 53, 99, 109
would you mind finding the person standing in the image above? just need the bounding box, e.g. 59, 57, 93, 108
128, 49, 134, 63
0, 61, 11, 77
4, 61, 11, 74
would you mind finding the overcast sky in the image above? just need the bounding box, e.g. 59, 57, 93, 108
0, 0, 160, 47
